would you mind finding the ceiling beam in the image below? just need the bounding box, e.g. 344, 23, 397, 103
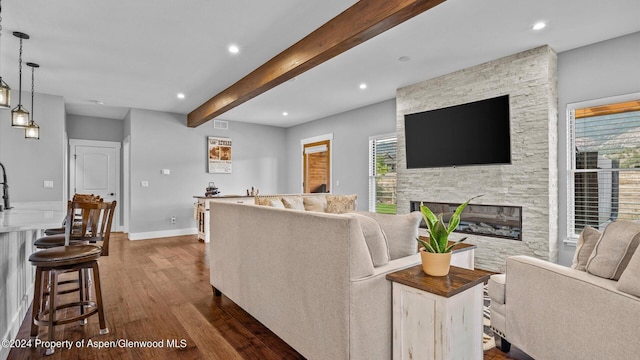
187, 0, 446, 127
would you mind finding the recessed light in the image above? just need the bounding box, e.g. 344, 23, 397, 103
532, 22, 546, 30
177, 93, 185, 99
282, 112, 288, 116
359, 83, 367, 90
228, 44, 240, 54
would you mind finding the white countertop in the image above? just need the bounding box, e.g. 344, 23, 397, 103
0, 201, 66, 233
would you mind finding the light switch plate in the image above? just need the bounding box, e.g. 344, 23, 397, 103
141, 181, 149, 188
161, 169, 170, 175
43, 180, 54, 188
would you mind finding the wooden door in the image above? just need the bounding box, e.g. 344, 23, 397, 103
303, 140, 330, 193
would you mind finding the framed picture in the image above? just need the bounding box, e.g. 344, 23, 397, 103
208, 136, 232, 173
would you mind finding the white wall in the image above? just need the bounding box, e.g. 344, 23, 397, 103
285, 99, 396, 210
127, 109, 287, 237
0, 91, 65, 202
557, 31, 640, 265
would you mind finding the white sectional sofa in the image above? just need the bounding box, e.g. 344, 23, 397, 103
208, 201, 423, 360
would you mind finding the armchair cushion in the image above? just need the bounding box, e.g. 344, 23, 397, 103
571, 226, 602, 271
586, 221, 640, 280
617, 248, 640, 297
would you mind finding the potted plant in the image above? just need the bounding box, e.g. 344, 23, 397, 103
416, 195, 482, 276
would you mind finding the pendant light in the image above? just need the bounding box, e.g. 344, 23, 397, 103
25, 62, 39, 139
11, 31, 29, 128
0, 0, 11, 108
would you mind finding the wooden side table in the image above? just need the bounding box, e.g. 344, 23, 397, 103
386, 265, 489, 360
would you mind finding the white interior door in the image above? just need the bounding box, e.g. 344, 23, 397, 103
69, 139, 121, 230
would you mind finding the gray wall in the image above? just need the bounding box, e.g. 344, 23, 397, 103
0, 91, 65, 202
285, 99, 396, 210
127, 109, 287, 235
66, 114, 124, 142
557, 31, 640, 265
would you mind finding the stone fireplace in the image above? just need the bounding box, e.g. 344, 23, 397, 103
396, 46, 558, 272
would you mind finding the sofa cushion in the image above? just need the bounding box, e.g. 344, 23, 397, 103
356, 211, 421, 260
281, 196, 305, 210
326, 194, 357, 214
586, 221, 640, 280
571, 226, 602, 271
303, 196, 327, 212
488, 273, 506, 305
617, 248, 640, 297
350, 213, 390, 267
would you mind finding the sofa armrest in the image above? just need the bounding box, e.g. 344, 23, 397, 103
505, 255, 640, 360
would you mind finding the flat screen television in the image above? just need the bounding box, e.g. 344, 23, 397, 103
404, 95, 511, 169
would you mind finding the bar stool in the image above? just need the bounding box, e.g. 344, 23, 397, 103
29, 201, 115, 355
43, 194, 102, 236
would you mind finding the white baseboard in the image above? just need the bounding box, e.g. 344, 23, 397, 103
128, 228, 197, 241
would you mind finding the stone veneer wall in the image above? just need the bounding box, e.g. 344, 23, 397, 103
396, 46, 558, 272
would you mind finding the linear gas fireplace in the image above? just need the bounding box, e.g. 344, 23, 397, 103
410, 201, 522, 241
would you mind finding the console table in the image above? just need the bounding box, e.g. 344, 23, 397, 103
194, 196, 253, 242
386, 265, 489, 360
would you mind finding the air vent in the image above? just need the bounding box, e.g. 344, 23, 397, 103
213, 120, 229, 130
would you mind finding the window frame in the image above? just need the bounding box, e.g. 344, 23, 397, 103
566, 92, 640, 244
369, 132, 397, 213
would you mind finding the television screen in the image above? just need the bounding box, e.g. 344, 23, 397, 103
404, 95, 511, 169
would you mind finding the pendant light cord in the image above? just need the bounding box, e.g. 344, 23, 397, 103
17, 37, 22, 104
30, 65, 34, 119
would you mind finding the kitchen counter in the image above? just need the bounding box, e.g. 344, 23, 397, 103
0, 201, 66, 232
1, 201, 65, 359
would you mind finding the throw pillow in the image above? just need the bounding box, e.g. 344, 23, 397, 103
356, 211, 422, 260
254, 196, 274, 206
281, 196, 305, 210
303, 196, 326, 212
617, 247, 640, 297
571, 226, 602, 271
586, 221, 640, 280
350, 213, 390, 267
269, 199, 285, 209
326, 194, 357, 214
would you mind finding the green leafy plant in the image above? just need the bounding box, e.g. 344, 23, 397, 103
416, 195, 482, 253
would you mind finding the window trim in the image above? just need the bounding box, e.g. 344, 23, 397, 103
565, 92, 640, 245
369, 132, 397, 213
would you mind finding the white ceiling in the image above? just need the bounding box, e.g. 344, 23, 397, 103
2, 0, 639, 127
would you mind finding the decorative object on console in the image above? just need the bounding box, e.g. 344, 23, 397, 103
25, 62, 39, 139
246, 186, 259, 196
417, 195, 481, 276
11, 31, 30, 128
0, 0, 11, 109
205, 182, 219, 197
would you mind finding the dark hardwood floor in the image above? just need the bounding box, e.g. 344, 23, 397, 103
9, 233, 532, 359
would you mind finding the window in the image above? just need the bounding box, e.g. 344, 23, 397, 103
369, 134, 397, 214
568, 97, 640, 237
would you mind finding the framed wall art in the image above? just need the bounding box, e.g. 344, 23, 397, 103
208, 136, 232, 173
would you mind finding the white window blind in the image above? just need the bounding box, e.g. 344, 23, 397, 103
569, 101, 640, 236
369, 134, 397, 214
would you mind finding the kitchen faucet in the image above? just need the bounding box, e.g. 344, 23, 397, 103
0, 162, 11, 210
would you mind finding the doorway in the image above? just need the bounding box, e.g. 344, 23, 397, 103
69, 139, 121, 230
301, 134, 332, 193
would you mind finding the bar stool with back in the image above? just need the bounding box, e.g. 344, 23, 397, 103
28, 200, 116, 355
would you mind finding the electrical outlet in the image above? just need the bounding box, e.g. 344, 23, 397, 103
171, 216, 176, 224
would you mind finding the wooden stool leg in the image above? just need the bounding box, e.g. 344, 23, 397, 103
78, 269, 87, 325
45, 270, 57, 356
92, 261, 109, 334
30, 267, 43, 341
